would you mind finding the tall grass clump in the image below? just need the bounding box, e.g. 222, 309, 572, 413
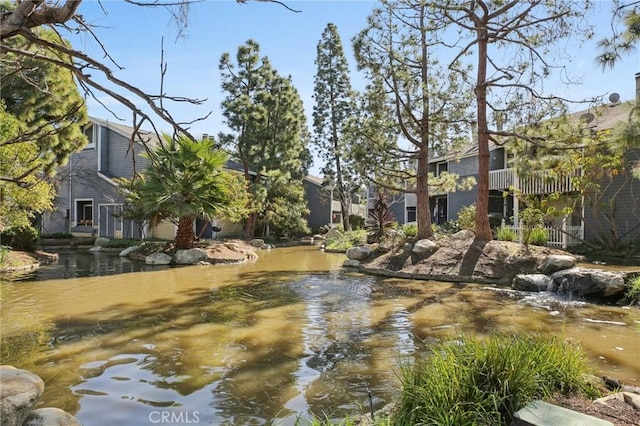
324, 229, 368, 251
495, 226, 517, 242
393, 333, 598, 426
626, 275, 640, 304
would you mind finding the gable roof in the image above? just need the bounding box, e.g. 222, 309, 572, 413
89, 116, 161, 146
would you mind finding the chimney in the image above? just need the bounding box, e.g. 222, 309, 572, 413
636, 72, 640, 100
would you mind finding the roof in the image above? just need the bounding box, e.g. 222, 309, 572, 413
89, 116, 161, 146
304, 174, 324, 186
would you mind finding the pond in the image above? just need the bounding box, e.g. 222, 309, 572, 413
1, 246, 639, 425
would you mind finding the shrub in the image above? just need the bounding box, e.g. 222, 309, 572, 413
626, 275, 640, 304
402, 223, 418, 238
40, 232, 73, 239
0, 245, 10, 264
393, 333, 598, 426
101, 239, 140, 248
349, 214, 366, 230
495, 226, 517, 242
526, 227, 548, 246
7, 225, 39, 251
325, 229, 368, 251
457, 204, 476, 231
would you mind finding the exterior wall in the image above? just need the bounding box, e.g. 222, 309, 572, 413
448, 189, 477, 221
583, 148, 640, 246
147, 220, 176, 240
304, 179, 330, 232
449, 155, 478, 176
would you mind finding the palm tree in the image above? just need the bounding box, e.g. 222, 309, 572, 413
137, 133, 248, 249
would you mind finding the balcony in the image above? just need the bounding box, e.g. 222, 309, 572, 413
489, 168, 578, 194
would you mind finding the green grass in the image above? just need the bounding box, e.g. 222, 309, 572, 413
325, 229, 368, 251
495, 226, 517, 242
393, 333, 599, 426
626, 275, 640, 303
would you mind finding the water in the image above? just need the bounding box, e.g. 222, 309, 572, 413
1, 246, 639, 425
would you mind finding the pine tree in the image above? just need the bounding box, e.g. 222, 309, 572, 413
313, 23, 358, 232
219, 40, 311, 238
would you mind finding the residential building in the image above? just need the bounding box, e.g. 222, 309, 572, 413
368, 74, 640, 248
303, 175, 367, 232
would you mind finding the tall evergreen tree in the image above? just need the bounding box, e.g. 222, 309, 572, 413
313, 23, 358, 232
353, 1, 472, 240
219, 40, 311, 238
430, 0, 594, 241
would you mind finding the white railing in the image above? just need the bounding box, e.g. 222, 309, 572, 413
489, 169, 515, 190
489, 168, 578, 194
500, 225, 584, 249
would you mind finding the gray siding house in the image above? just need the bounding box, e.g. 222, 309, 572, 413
43, 117, 154, 239
303, 175, 367, 233
368, 76, 640, 248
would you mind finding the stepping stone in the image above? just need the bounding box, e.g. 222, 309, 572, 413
512, 400, 613, 426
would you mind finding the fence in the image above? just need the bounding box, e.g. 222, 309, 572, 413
500, 224, 583, 249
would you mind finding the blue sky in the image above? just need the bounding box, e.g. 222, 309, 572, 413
71, 1, 639, 176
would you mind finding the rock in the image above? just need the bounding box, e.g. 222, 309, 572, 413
539, 254, 577, 274
623, 392, 640, 411
224, 243, 240, 251
343, 259, 361, 268
119, 246, 139, 257
312, 234, 325, 240
249, 239, 264, 248
174, 248, 207, 265
145, 252, 172, 265
512, 274, 552, 292
23, 408, 82, 426
451, 229, 475, 240
346, 246, 372, 260
324, 229, 342, 239
93, 237, 110, 247
411, 239, 438, 256
550, 267, 627, 298
88, 246, 102, 252
0, 366, 45, 426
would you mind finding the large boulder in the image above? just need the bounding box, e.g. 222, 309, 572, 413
412, 239, 439, 256
145, 252, 172, 265
538, 254, 576, 274
249, 239, 265, 248
174, 248, 207, 264
0, 366, 44, 426
512, 274, 552, 292
119, 245, 139, 257
23, 408, 82, 426
346, 246, 371, 260
550, 267, 626, 298
93, 237, 110, 247
451, 230, 475, 240
343, 259, 361, 268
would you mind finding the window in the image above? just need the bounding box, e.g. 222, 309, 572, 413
406, 206, 416, 223
76, 200, 93, 226
436, 162, 448, 176
83, 124, 96, 149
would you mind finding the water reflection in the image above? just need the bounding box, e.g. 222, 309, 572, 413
1, 246, 639, 425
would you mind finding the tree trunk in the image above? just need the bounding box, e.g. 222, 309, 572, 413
176, 214, 196, 249
474, 25, 493, 242
416, 147, 433, 240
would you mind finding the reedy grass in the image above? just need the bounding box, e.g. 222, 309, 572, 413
393, 333, 599, 426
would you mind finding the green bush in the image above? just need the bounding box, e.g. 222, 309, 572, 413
0, 245, 10, 264
7, 225, 39, 251
457, 204, 476, 231
40, 232, 73, 239
393, 333, 598, 426
402, 223, 418, 238
325, 229, 368, 251
489, 213, 504, 229
525, 227, 548, 246
349, 214, 366, 230
495, 226, 517, 242
626, 275, 640, 303
101, 239, 140, 248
